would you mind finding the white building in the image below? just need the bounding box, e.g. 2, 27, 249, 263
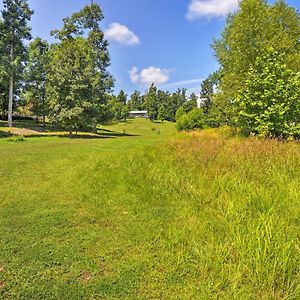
128, 111, 148, 118
196, 97, 208, 108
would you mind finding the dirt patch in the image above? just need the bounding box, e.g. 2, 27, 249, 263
81, 272, 92, 283
9, 128, 42, 136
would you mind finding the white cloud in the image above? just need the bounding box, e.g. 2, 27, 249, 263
129, 66, 170, 86
105, 22, 140, 45
187, 0, 239, 19
129, 66, 140, 83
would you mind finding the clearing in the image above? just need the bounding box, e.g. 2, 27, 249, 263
0, 119, 299, 299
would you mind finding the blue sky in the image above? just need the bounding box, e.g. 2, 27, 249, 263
1, 0, 300, 95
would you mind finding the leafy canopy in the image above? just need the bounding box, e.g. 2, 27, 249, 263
236, 48, 300, 138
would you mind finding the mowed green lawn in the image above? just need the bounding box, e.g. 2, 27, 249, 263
0, 119, 300, 299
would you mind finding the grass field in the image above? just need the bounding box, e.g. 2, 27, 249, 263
0, 119, 299, 299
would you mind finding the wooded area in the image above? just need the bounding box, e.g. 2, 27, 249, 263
0, 0, 299, 138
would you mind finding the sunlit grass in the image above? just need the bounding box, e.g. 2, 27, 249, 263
0, 119, 299, 299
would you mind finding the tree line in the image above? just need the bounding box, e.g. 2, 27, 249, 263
0, 0, 202, 133
0, 0, 117, 134
183, 0, 300, 138
0, 0, 299, 138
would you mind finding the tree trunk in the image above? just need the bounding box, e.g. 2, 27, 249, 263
8, 76, 13, 127
92, 123, 97, 134
1, 104, 5, 120
42, 95, 46, 130
8, 44, 14, 128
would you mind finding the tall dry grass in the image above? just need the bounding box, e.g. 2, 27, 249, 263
122, 129, 300, 298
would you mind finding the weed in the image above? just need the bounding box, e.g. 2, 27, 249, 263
6, 135, 25, 142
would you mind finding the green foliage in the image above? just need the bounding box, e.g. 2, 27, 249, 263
108, 92, 129, 122
175, 107, 185, 121
212, 0, 300, 124
176, 108, 205, 131
163, 89, 187, 122
1, 0, 33, 76
128, 91, 144, 111
22, 38, 49, 124
145, 86, 187, 122
47, 39, 100, 131
237, 48, 300, 138
116, 90, 127, 105
0, 0, 33, 125
200, 71, 220, 112
0, 19, 9, 118
47, 3, 113, 132
145, 84, 158, 121
7, 135, 25, 142
177, 93, 198, 117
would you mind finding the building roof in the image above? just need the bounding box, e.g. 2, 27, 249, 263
129, 111, 148, 114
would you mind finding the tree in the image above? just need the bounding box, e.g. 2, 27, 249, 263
158, 89, 187, 122
1, 0, 33, 127
236, 48, 300, 138
212, 0, 300, 123
128, 91, 144, 111
200, 72, 220, 113
22, 38, 49, 127
0, 19, 8, 119
145, 84, 158, 121
157, 90, 171, 121
176, 108, 206, 131
47, 39, 101, 133
47, 3, 113, 133
189, 93, 198, 105
108, 91, 129, 122
0, 56, 9, 119
116, 90, 127, 105
181, 93, 198, 113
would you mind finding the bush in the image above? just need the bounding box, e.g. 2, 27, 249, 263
7, 136, 25, 142
176, 108, 205, 131
236, 48, 300, 139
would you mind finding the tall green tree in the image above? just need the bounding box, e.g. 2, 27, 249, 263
178, 93, 198, 116
212, 0, 300, 123
22, 38, 49, 127
116, 90, 127, 105
1, 0, 33, 127
0, 19, 8, 119
200, 72, 220, 113
108, 91, 129, 122
157, 90, 171, 121
237, 48, 300, 138
128, 91, 144, 111
158, 89, 187, 122
145, 84, 158, 121
47, 3, 113, 133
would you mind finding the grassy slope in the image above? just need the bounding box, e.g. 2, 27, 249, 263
0, 119, 299, 299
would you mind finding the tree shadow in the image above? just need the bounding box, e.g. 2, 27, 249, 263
21, 131, 138, 140
0, 120, 139, 140
0, 130, 12, 138
58, 132, 138, 139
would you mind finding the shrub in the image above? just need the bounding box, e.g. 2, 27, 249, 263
236, 48, 300, 139
7, 136, 25, 142
176, 108, 205, 131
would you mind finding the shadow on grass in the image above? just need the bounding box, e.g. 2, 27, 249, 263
60, 132, 138, 139
22, 131, 138, 140
0, 130, 12, 138
1, 120, 139, 140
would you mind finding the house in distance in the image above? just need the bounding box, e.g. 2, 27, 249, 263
129, 110, 148, 118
